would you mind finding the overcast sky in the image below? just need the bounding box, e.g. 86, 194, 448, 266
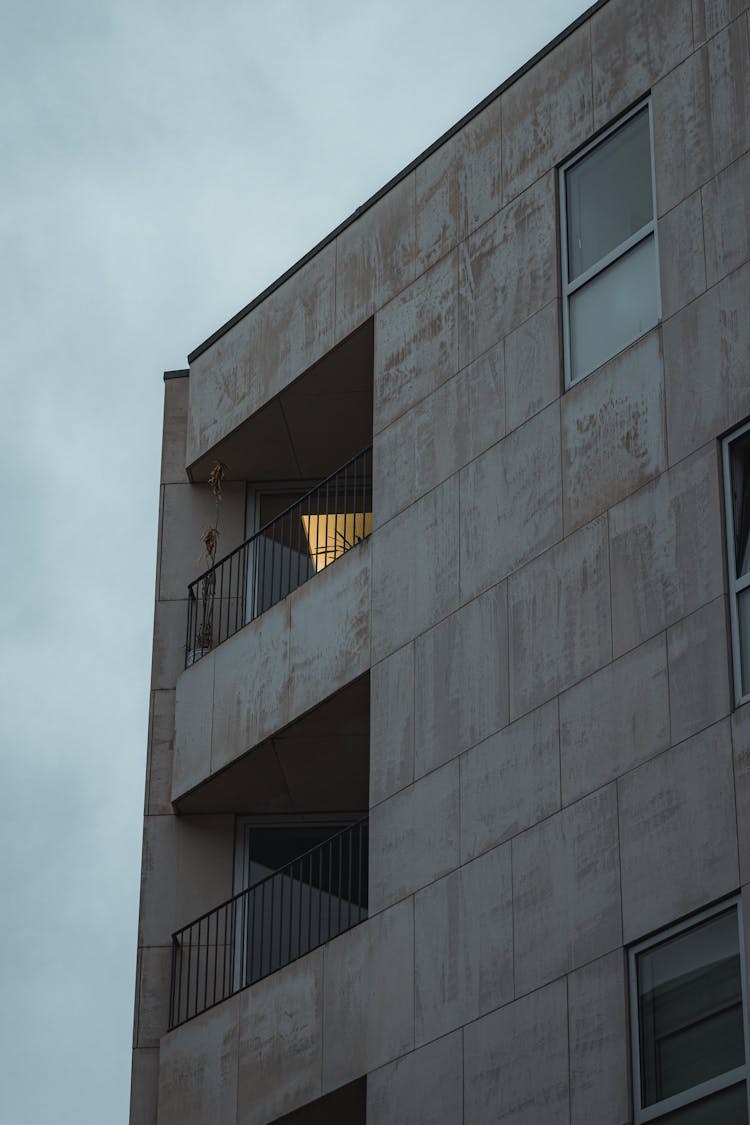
1, 2, 592, 1121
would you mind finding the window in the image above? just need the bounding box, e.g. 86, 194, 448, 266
560, 100, 660, 386
629, 900, 749, 1123
724, 421, 750, 707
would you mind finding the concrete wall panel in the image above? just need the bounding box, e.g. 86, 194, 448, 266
130, 1048, 159, 1125
609, 443, 724, 656
561, 330, 666, 534
502, 21, 592, 202
693, 0, 750, 44
369, 761, 459, 913
237, 950, 323, 1125
368, 1031, 463, 1125
658, 191, 708, 318
504, 299, 560, 434
414, 845, 513, 1046
288, 541, 371, 719
374, 250, 458, 435
667, 595, 731, 744
414, 584, 509, 778
702, 149, 750, 285
559, 634, 670, 806
460, 401, 562, 601
663, 261, 750, 464
335, 174, 416, 343
161, 377, 189, 486
187, 242, 336, 466
458, 174, 556, 368
618, 719, 739, 942
370, 643, 414, 806
322, 900, 414, 1092
464, 978, 569, 1125
147, 690, 175, 815
653, 20, 750, 214
372, 476, 459, 662
415, 94, 503, 273
460, 698, 560, 863
158, 997, 240, 1125
509, 516, 612, 717
568, 951, 630, 1125
591, 0, 694, 128
512, 785, 621, 995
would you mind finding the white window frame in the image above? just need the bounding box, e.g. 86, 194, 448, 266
628, 898, 750, 1123
723, 419, 750, 708
560, 98, 661, 389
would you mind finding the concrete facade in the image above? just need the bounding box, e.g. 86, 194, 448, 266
131, 1, 750, 1121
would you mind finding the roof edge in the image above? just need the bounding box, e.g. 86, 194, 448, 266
187, 0, 609, 365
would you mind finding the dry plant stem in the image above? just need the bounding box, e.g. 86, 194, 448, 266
199, 462, 226, 649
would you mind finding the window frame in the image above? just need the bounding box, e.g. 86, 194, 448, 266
628, 898, 750, 1124
723, 419, 750, 708
560, 97, 661, 389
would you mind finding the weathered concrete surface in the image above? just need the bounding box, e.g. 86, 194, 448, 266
414, 845, 513, 1045
130, 1048, 159, 1125
368, 1032, 463, 1125
464, 979, 569, 1125
658, 192, 707, 318
322, 901, 414, 1092
369, 761, 459, 913
374, 250, 458, 436
609, 443, 724, 655
458, 174, 557, 368
702, 149, 750, 286
508, 516, 612, 717
236, 950, 323, 1125
158, 997, 240, 1125
460, 698, 560, 862
504, 299, 560, 434
414, 583, 509, 777
653, 19, 750, 214
568, 951, 630, 1125
666, 595, 731, 744
512, 785, 621, 995
336, 174, 416, 343
561, 330, 666, 533
502, 20, 592, 202
370, 643, 414, 806
559, 634, 670, 805
591, 0, 693, 128
618, 719, 738, 942
371, 476, 459, 662
460, 402, 562, 601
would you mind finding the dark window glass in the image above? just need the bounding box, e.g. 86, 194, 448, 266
566, 107, 652, 281
637, 910, 745, 1107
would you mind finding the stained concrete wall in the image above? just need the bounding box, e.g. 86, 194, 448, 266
133, 1, 750, 1122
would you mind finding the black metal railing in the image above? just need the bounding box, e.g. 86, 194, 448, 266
168, 817, 369, 1029
185, 446, 373, 667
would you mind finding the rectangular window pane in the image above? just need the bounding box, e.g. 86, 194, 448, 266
730, 431, 750, 579
657, 1083, 748, 1124
738, 586, 750, 698
566, 107, 653, 280
637, 909, 744, 1107
569, 234, 658, 381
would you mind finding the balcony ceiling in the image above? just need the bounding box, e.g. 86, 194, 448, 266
189, 320, 373, 485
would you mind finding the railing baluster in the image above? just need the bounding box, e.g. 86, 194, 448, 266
168, 817, 369, 1028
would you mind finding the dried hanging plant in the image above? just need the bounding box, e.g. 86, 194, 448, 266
197, 461, 227, 650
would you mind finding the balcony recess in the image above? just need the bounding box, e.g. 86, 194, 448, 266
168, 817, 369, 1028
185, 446, 372, 667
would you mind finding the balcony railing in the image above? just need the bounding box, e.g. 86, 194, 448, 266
168, 817, 369, 1029
185, 446, 373, 667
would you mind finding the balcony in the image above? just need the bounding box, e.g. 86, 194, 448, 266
185, 446, 372, 668
169, 817, 369, 1028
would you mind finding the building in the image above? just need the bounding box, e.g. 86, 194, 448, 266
129, 0, 750, 1121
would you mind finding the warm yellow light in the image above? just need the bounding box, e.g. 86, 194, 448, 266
300, 511, 373, 572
